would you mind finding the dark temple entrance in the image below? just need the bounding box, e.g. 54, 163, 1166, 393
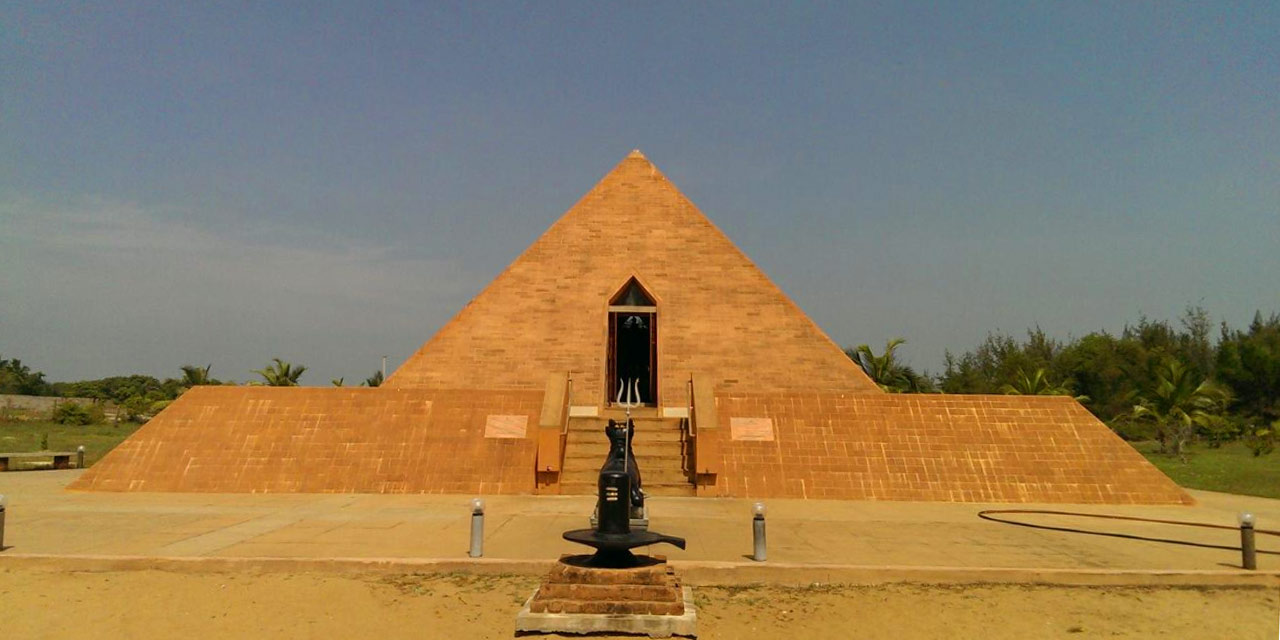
607, 278, 657, 406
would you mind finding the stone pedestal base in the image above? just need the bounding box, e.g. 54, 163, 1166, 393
515, 555, 696, 638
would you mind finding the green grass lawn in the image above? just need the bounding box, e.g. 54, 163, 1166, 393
0, 419, 144, 468
1135, 440, 1280, 499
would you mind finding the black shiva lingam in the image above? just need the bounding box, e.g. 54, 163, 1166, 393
562, 413, 686, 568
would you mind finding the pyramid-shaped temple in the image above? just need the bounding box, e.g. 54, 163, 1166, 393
73, 152, 1191, 504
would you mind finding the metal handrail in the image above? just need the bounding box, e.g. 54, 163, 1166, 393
559, 378, 573, 436
686, 377, 697, 439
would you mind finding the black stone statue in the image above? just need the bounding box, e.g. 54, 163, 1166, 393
605, 419, 645, 511
562, 418, 685, 568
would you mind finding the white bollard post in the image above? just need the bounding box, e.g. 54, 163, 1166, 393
469, 498, 485, 558
1239, 512, 1256, 571
0, 494, 8, 551
751, 502, 767, 562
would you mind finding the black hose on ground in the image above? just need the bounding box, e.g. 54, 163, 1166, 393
977, 508, 1280, 555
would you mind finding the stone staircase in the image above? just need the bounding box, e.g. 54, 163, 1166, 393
558, 409, 694, 497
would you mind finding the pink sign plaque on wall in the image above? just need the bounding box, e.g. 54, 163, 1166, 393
730, 417, 775, 441
484, 414, 528, 439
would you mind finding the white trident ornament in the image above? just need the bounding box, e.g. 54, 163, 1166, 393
615, 378, 642, 474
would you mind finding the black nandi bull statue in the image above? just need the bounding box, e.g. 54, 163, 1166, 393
604, 418, 645, 515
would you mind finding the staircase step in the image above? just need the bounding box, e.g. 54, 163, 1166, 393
565, 450, 686, 465
560, 469, 690, 485
559, 482, 695, 497
645, 485, 697, 497
558, 413, 691, 493
598, 408, 663, 420
560, 463, 688, 478
567, 418, 681, 429
562, 451, 686, 468
564, 443, 681, 455
565, 430, 683, 444
561, 445, 685, 458
562, 449, 681, 462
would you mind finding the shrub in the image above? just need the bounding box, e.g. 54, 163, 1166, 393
122, 396, 150, 422
1197, 414, 1243, 449
51, 401, 103, 425
1244, 422, 1277, 457
1110, 416, 1155, 442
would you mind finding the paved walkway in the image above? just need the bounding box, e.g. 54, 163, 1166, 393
1, 470, 1277, 572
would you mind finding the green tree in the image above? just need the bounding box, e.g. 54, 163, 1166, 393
998, 367, 1080, 398
845, 339, 933, 392
121, 395, 151, 422
331, 377, 345, 387
52, 375, 167, 403
253, 358, 307, 387
896, 366, 936, 393
1196, 413, 1243, 449
939, 329, 1061, 395
1054, 332, 1134, 422
1178, 305, 1214, 375
1215, 312, 1280, 422
847, 338, 904, 391
1120, 312, 1215, 387
179, 364, 215, 387
1130, 358, 1229, 458
1243, 420, 1277, 457
51, 401, 104, 425
364, 370, 383, 387
0, 356, 52, 395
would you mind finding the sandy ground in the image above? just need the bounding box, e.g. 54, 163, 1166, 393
2, 567, 1276, 639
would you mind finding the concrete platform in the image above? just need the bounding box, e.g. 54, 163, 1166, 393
515, 585, 697, 638
0, 470, 1277, 577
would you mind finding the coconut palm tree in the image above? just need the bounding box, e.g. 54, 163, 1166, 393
331, 378, 345, 387
364, 370, 383, 387
253, 358, 307, 387
180, 364, 213, 387
847, 338, 909, 392
999, 367, 1085, 400
1131, 358, 1229, 458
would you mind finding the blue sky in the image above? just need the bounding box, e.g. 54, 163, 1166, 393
2, 2, 1277, 385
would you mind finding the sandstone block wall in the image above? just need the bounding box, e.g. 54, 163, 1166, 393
386, 152, 879, 406
70, 386, 542, 494
708, 392, 1192, 504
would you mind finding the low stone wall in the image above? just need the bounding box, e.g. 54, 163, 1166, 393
1, 394, 118, 420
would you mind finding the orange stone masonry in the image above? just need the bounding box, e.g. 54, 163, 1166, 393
385, 150, 879, 405
74, 151, 1193, 505
70, 386, 541, 493
706, 392, 1192, 504
527, 557, 687, 616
